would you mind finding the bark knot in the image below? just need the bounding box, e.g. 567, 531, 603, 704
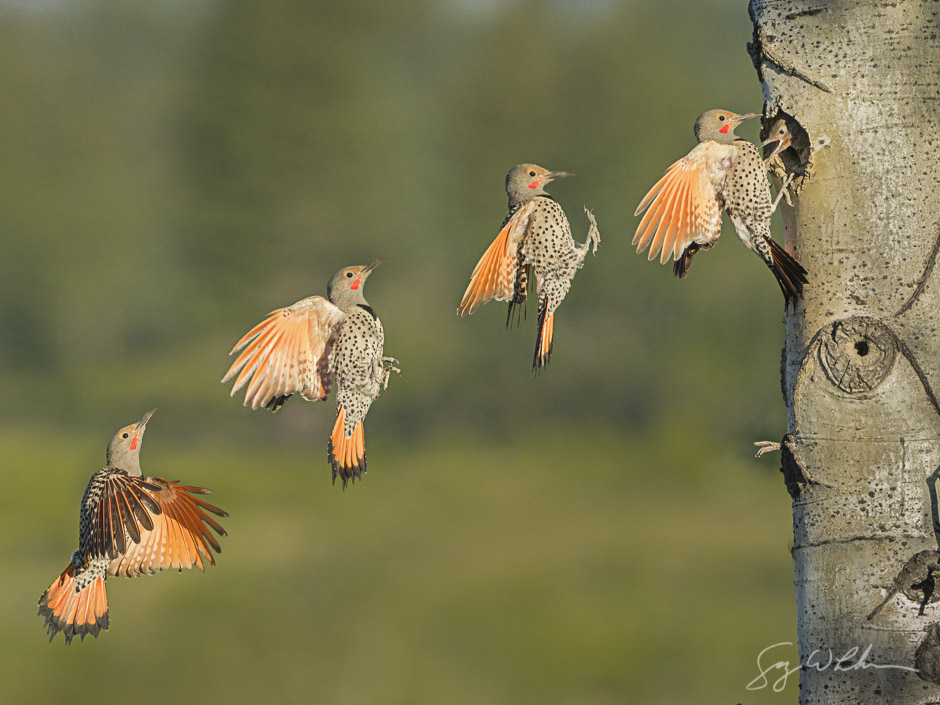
818, 317, 896, 394
867, 550, 940, 622
915, 622, 940, 685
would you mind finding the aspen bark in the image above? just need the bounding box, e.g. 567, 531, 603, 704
748, 0, 940, 702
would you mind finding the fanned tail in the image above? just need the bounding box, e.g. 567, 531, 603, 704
38, 565, 109, 645
765, 237, 808, 305
328, 406, 366, 489
533, 297, 554, 373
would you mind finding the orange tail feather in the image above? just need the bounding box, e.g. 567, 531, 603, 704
533, 299, 554, 373
328, 407, 367, 488
38, 565, 109, 644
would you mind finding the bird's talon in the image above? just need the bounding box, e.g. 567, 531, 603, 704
754, 440, 781, 458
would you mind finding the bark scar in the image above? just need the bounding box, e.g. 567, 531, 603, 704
779, 434, 822, 499
866, 550, 940, 621
896, 222, 940, 316
747, 24, 834, 93
916, 623, 940, 685
890, 328, 940, 419
784, 7, 825, 20
928, 464, 940, 551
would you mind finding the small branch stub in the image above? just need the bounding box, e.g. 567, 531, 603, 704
818, 317, 897, 394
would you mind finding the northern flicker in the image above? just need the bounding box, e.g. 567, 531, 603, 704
222, 260, 399, 487
38, 410, 227, 644
633, 109, 807, 304
457, 164, 600, 372
762, 117, 795, 208
762, 117, 792, 164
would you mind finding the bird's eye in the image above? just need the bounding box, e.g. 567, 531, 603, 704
778, 128, 786, 135
529, 171, 536, 177
122, 433, 129, 438
346, 272, 353, 278
718, 115, 726, 121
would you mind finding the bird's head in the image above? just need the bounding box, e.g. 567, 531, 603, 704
505, 164, 572, 208
106, 408, 155, 476
327, 259, 385, 306
694, 109, 760, 144
761, 118, 792, 161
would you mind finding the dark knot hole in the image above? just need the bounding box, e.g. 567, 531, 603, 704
855, 340, 870, 357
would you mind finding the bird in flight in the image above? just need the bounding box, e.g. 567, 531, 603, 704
38, 410, 227, 644
458, 163, 600, 372
223, 260, 400, 487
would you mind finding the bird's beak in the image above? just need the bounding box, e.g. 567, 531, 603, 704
761, 136, 791, 161
359, 258, 386, 277
543, 171, 573, 183
731, 112, 761, 124
135, 409, 156, 432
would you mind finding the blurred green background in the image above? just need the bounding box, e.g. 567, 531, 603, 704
0, 0, 798, 703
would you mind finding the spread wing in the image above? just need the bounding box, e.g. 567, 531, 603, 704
633, 142, 725, 264
108, 478, 228, 577
222, 296, 346, 410
457, 200, 537, 316
85, 472, 163, 560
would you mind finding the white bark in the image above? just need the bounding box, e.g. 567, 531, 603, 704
748, 0, 940, 702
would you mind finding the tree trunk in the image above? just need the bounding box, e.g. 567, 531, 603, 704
747, 0, 940, 702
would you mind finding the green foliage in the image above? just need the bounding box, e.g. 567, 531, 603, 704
0, 1, 798, 703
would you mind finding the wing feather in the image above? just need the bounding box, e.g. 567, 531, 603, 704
126, 482, 158, 531
107, 479, 227, 579
457, 201, 536, 316
109, 493, 125, 556
86, 472, 164, 561
223, 296, 346, 410
114, 485, 140, 545
633, 144, 725, 264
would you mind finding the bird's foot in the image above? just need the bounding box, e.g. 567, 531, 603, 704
583, 206, 600, 255
754, 440, 781, 458
770, 173, 795, 213
381, 357, 401, 389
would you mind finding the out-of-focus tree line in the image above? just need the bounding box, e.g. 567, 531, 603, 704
0, 0, 785, 447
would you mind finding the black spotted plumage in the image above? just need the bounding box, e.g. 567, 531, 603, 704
457, 164, 599, 373
39, 410, 228, 644
723, 140, 807, 303
519, 196, 596, 370
223, 261, 397, 487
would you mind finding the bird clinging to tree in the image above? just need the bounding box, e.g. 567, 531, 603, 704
222, 260, 400, 487
38, 410, 227, 644
633, 109, 807, 305
457, 163, 600, 372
